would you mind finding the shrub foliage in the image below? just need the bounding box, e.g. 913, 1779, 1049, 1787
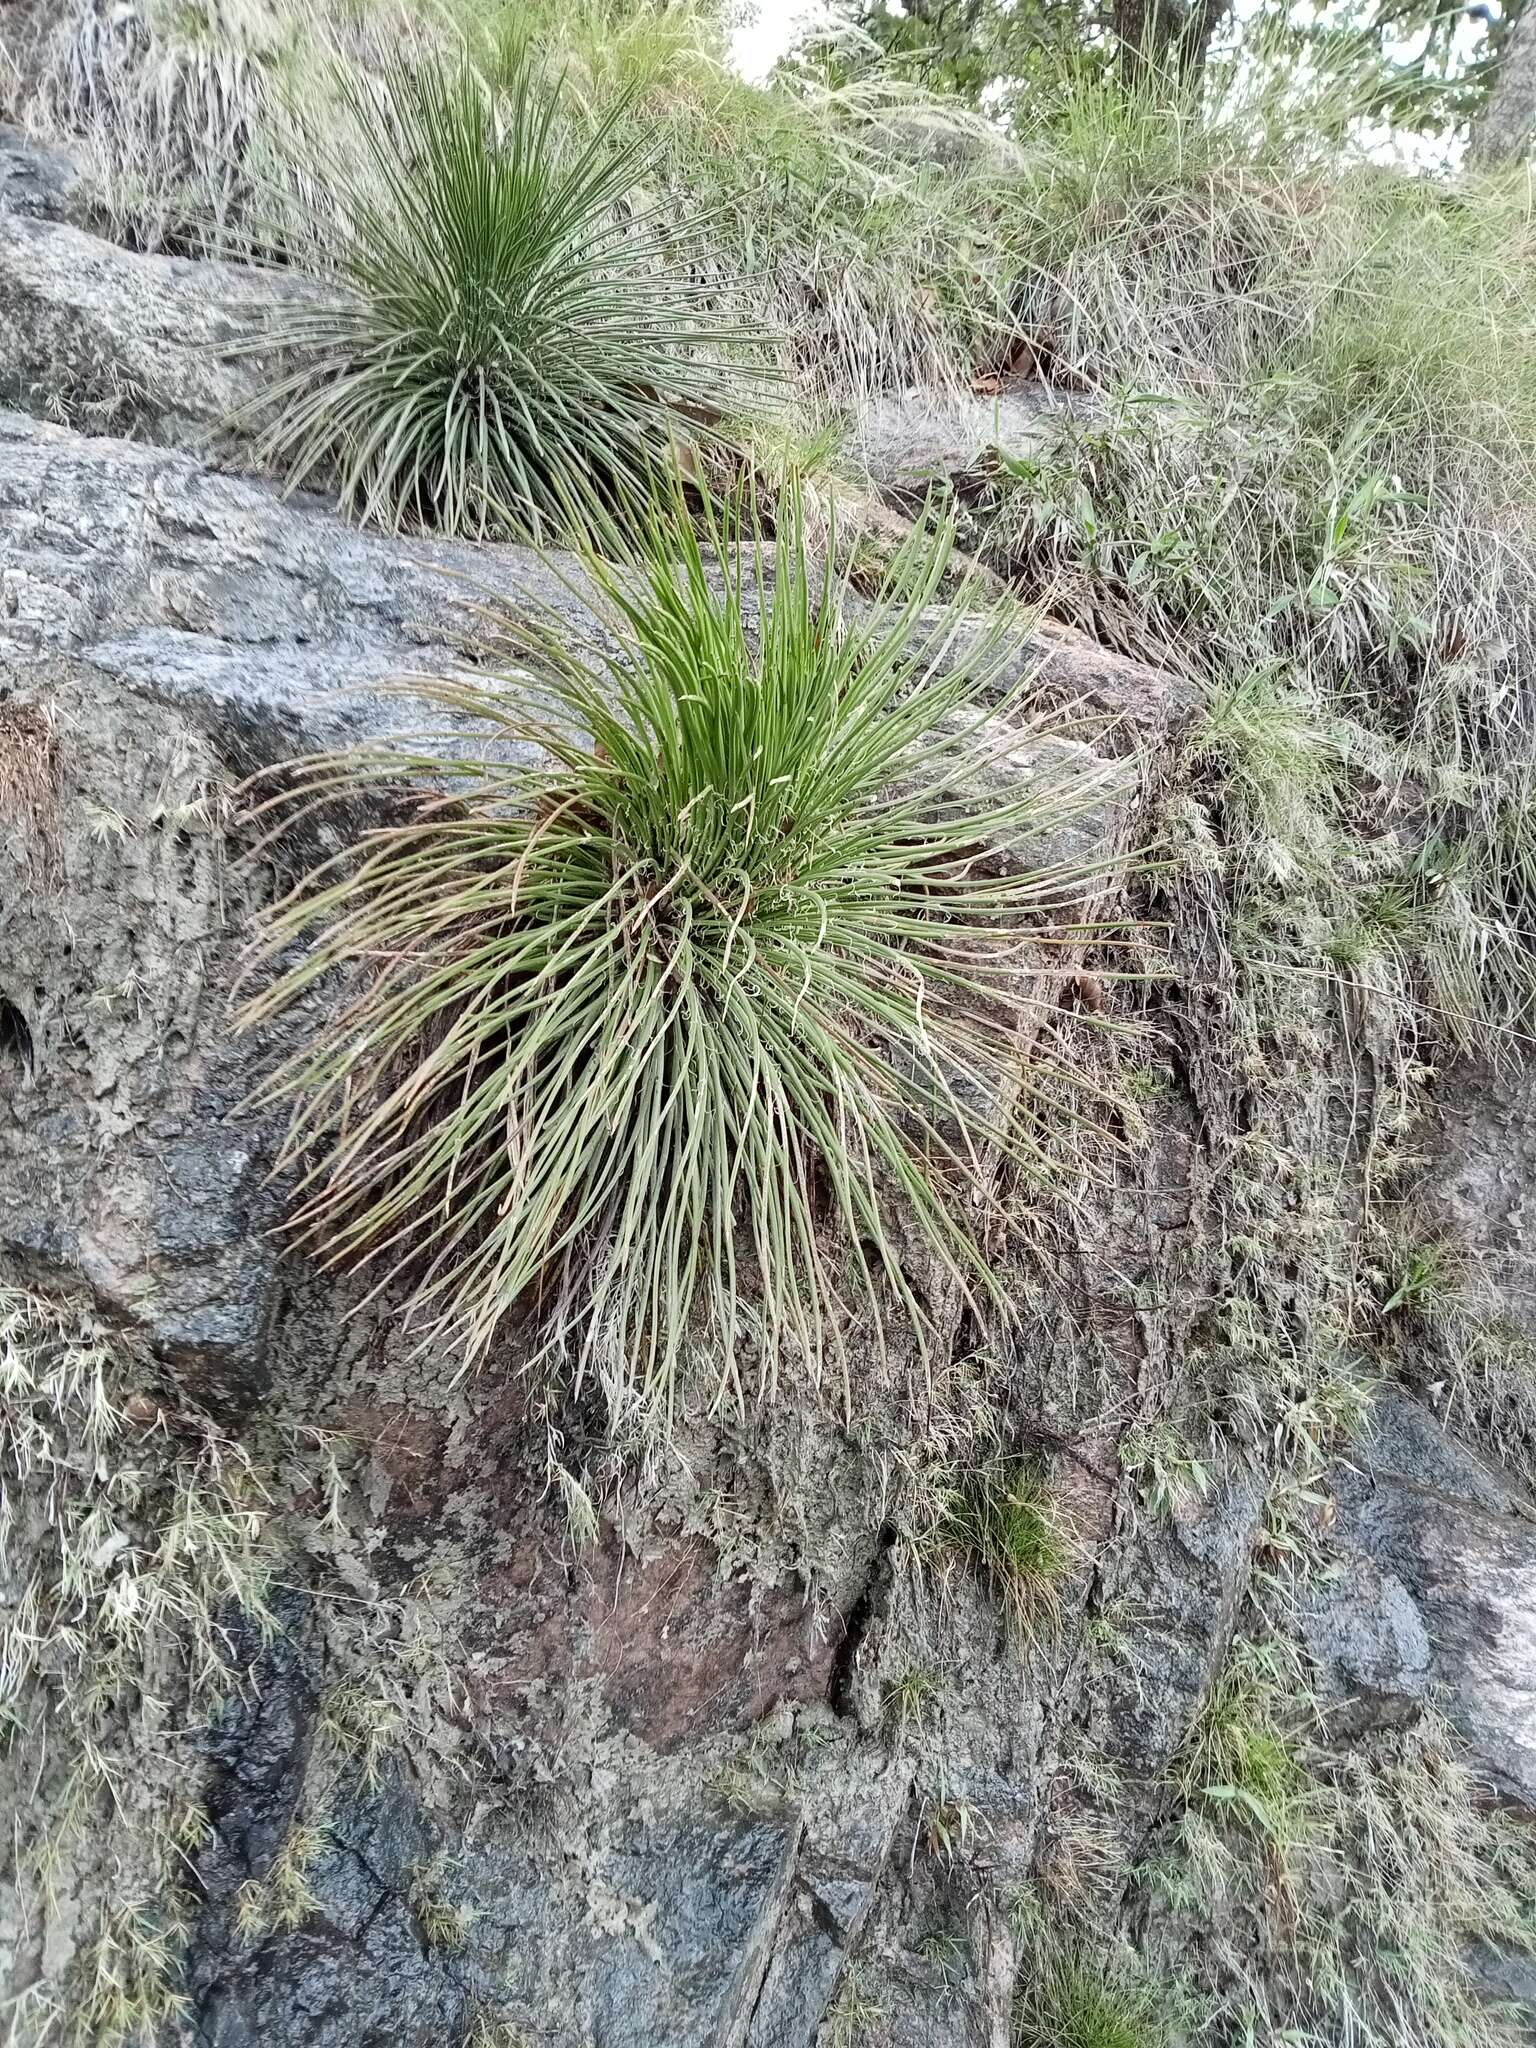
243, 492, 1122, 1429
250, 48, 761, 538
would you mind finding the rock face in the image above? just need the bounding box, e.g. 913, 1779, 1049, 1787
1329, 1392, 1536, 1804
0, 409, 577, 743
0, 323, 1166, 2040
5, 149, 1536, 2048
0, 390, 1132, 2044
0, 210, 275, 447
846, 386, 1068, 496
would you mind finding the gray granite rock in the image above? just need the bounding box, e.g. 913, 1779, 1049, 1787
1299, 1549, 1433, 1735
847, 386, 1069, 495
1332, 1390, 1536, 1807
0, 211, 279, 447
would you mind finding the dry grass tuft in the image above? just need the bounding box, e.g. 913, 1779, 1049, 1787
0, 1287, 275, 2045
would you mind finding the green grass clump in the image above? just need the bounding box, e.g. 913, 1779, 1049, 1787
1382, 1236, 1466, 1319
250, 46, 764, 539
1181, 1647, 1310, 1847
1013, 1947, 1165, 2048
883, 1664, 942, 1741
244, 487, 1121, 1432
1141, 1634, 1536, 2046
938, 1457, 1072, 1628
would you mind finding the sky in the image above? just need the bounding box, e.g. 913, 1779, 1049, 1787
730, 0, 830, 79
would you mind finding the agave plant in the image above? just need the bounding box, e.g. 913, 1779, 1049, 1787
248, 48, 763, 538
242, 491, 1124, 1431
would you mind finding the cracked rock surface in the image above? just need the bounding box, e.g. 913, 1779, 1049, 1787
5, 151, 1536, 2048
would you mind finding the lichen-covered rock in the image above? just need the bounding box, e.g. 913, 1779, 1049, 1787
0, 655, 282, 1399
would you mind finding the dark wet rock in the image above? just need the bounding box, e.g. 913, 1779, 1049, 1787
1354, 1386, 1526, 1518
583, 1814, 800, 2048
198, 1592, 321, 1888
1085, 1464, 1268, 1831
192, 1907, 467, 2048
1299, 1548, 1433, 1736
0, 122, 79, 221
189, 1611, 465, 2048
746, 1760, 912, 2047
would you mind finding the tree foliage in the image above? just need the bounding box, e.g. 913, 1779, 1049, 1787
847, 0, 1104, 103
836, 0, 1535, 145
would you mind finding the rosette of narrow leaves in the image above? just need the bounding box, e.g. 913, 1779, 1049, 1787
241, 491, 1124, 1430
248, 48, 764, 538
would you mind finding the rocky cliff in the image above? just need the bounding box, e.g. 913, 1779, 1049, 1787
4, 117, 1536, 2048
